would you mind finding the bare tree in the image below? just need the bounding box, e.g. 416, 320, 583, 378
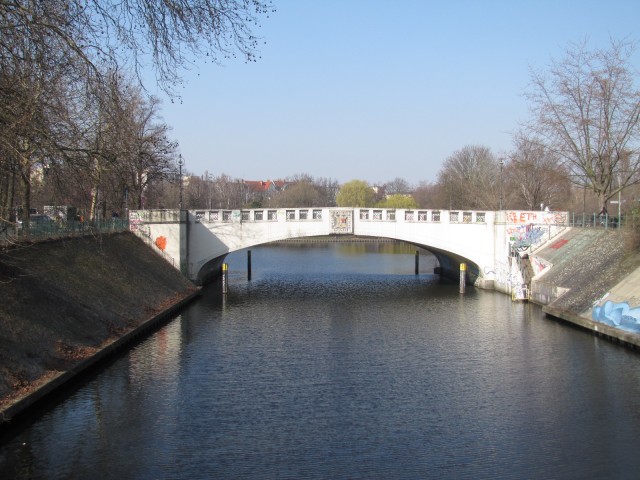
506, 134, 571, 210
384, 177, 412, 195
436, 145, 501, 210
120, 95, 177, 210
0, 31, 79, 232
50, 73, 177, 219
412, 181, 447, 209
0, 1, 273, 230
1, 0, 274, 95
268, 181, 320, 207
211, 174, 246, 209
269, 173, 339, 207
184, 175, 209, 209
525, 39, 640, 213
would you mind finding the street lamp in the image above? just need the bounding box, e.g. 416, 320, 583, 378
499, 158, 504, 211
178, 154, 184, 210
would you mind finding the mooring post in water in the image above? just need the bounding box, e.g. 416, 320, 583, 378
222, 263, 228, 294
247, 250, 252, 281
415, 250, 419, 275
459, 263, 466, 293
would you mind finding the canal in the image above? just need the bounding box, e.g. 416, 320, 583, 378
1, 242, 640, 479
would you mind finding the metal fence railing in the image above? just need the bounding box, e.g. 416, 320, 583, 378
567, 212, 640, 230
0, 218, 130, 246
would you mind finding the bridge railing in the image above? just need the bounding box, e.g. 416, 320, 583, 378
356, 209, 488, 224
567, 211, 640, 230
189, 208, 490, 224
129, 209, 182, 223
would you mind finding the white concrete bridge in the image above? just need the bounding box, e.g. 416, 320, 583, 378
129, 207, 569, 298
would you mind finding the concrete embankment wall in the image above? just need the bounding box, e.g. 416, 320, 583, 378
529, 228, 640, 348
0, 232, 199, 425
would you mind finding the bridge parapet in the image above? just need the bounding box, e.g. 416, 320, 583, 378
130, 209, 182, 224
355, 208, 487, 224
187, 207, 489, 226
128, 208, 568, 298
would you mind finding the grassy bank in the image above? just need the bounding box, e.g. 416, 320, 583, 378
0, 232, 197, 419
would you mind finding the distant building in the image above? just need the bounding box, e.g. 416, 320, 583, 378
371, 185, 386, 202
243, 180, 291, 204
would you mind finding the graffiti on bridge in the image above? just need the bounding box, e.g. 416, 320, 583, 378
155, 236, 167, 251
529, 256, 550, 274
129, 211, 168, 253
129, 211, 150, 239
485, 261, 527, 300
506, 211, 568, 225
507, 224, 546, 248
505, 211, 568, 249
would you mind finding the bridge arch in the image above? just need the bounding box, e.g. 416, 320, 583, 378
128, 207, 568, 298
199, 236, 482, 287
130, 208, 498, 287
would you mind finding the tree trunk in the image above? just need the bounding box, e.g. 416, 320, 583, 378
19, 160, 32, 235
0, 165, 17, 225
89, 157, 102, 222
89, 186, 99, 223
597, 193, 609, 216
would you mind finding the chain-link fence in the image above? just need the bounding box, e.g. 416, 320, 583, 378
0, 218, 130, 246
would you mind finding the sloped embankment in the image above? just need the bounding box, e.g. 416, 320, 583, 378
0, 232, 198, 416
531, 228, 640, 344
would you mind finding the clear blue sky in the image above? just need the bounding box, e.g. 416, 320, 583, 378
150, 0, 640, 186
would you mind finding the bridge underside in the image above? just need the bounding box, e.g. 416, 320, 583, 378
428, 247, 483, 287
196, 255, 228, 285
194, 235, 485, 289
357, 238, 486, 288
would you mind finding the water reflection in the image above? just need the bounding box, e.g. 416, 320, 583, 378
128, 319, 183, 389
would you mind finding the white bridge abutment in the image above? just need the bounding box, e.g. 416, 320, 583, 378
129, 208, 569, 300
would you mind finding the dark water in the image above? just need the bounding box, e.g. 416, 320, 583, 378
2, 243, 640, 479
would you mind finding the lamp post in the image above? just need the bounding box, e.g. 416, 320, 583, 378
123, 185, 129, 220
615, 172, 622, 228
178, 154, 184, 210
499, 158, 504, 211
207, 172, 213, 210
